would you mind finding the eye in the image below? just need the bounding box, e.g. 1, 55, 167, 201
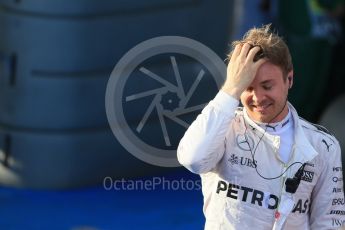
263, 85, 272, 90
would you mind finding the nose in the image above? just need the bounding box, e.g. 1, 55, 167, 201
252, 89, 265, 104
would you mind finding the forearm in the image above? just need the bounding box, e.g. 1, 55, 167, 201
177, 90, 239, 174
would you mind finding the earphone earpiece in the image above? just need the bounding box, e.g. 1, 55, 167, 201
288, 77, 292, 89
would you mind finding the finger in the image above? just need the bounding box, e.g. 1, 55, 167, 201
228, 44, 242, 65
239, 43, 252, 60
253, 57, 267, 70
246, 46, 261, 63
231, 44, 242, 59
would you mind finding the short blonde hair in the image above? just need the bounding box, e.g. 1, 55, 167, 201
229, 24, 293, 79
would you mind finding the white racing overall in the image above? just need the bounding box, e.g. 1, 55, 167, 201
178, 91, 345, 229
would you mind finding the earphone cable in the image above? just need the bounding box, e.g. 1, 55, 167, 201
243, 99, 304, 180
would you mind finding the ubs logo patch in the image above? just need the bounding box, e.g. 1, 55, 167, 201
228, 154, 257, 168
228, 154, 239, 165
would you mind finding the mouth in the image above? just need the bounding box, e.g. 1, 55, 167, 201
251, 103, 272, 113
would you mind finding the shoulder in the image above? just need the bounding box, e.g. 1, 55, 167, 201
299, 117, 334, 137
298, 116, 340, 152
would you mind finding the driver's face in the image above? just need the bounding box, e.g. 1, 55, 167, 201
240, 62, 292, 123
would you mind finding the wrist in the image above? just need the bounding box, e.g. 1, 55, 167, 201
220, 86, 242, 100
213, 91, 240, 115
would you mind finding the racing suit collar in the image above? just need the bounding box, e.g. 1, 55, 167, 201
288, 103, 318, 163
243, 103, 318, 163
249, 109, 292, 134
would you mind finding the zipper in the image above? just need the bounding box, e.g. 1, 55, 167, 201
281, 162, 287, 196
274, 162, 287, 221
275, 145, 296, 219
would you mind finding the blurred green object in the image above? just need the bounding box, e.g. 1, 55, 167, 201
287, 37, 332, 121
278, 0, 311, 35
278, 0, 339, 121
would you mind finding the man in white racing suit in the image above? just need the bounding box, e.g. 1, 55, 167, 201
177, 25, 345, 229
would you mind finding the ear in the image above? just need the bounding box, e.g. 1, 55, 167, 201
287, 70, 293, 89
